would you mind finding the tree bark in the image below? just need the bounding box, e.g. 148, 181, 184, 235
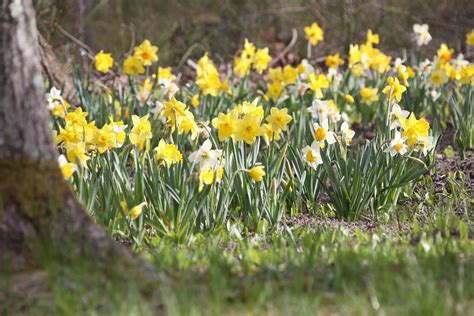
0, 0, 154, 281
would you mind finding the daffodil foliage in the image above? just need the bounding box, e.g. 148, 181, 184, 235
45, 26, 474, 243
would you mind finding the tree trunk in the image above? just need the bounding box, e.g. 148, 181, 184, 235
0, 0, 153, 280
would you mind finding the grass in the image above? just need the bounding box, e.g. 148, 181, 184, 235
2, 171, 473, 315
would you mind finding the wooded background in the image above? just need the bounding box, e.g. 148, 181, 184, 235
35, 0, 474, 66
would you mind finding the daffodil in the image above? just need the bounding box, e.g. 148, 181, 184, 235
325, 53, 345, 69
252, 48, 272, 73
400, 113, 430, 147
429, 69, 448, 87
95, 50, 113, 73
382, 77, 406, 102
129, 114, 152, 151
189, 139, 222, 171
191, 94, 200, 108
58, 154, 77, 179
242, 38, 256, 57
199, 169, 215, 191
163, 97, 187, 120
247, 165, 265, 182
65, 107, 88, 126
313, 119, 336, 145
46, 87, 70, 118
93, 124, 116, 154
366, 29, 379, 46
175, 110, 199, 139
123, 55, 145, 76
341, 122, 355, 144
134, 40, 159, 66
212, 112, 235, 141
386, 132, 407, 156
129, 202, 147, 220
266, 107, 292, 133
307, 99, 329, 121
413, 24, 432, 46
65, 142, 89, 167
282, 65, 298, 85
467, 29, 474, 47
389, 103, 410, 130
415, 136, 434, 156
304, 22, 324, 46
154, 139, 183, 166
234, 55, 253, 77
360, 87, 379, 104
344, 94, 355, 104
308, 73, 329, 98
234, 114, 264, 145
437, 44, 454, 63
301, 141, 322, 169
266, 81, 284, 102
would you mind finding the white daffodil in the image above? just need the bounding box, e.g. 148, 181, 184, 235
301, 141, 323, 169
415, 136, 434, 156
46, 86, 64, 111
389, 103, 410, 130
189, 139, 222, 170
341, 122, 355, 144
413, 24, 432, 46
313, 119, 336, 145
299, 59, 314, 80
386, 132, 408, 156
308, 99, 329, 120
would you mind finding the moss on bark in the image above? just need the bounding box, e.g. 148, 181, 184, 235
0, 159, 68, 220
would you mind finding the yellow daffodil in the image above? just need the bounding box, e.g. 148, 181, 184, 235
308, 73, 329, 98
429, 69, 449, 86
154, 139, 183, 167
266, 107, 292, 133
134, 40, 159, 66
191, 94, 200, 108
382, 77, 406, 102
163, 97, 187, 120
467, 29, 474, 47
234, 55, 253, 77
234, 114, 264, 144
93, 124, 116, 154
437, 44, 454, 63
243, 38, 256, 57
266, 81, 284, 102
95, 50, 113, 73
129, 114, 152, 150
247, 165, 265, 182
304, 22, 324, 46
252, 48, 272, 74
344, 94, 355, 104
366, 29, 379, 46
325, 53, 345, 69
129, 202, 147, 220
123, 55, 145, 76
360, 87, 379, 104
400, 113, 430, 147
58, 154, 77, 179
212, 112, 236, 141
65, 142, 89, 167
199, 169, 215, 191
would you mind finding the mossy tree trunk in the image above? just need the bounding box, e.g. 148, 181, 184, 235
0, 0, 152, 277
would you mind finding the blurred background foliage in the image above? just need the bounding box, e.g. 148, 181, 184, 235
35, 0, 474, 67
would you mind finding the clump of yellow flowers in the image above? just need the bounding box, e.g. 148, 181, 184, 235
233, 38, 272, 77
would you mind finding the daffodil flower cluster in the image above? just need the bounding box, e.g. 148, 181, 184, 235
233, 39, 272, 77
